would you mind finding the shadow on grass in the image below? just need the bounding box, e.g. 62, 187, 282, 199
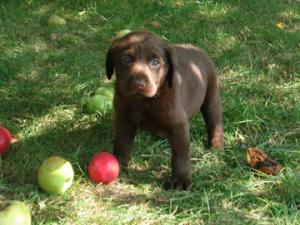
89, 150, 299, 224
0, 111, 114, 192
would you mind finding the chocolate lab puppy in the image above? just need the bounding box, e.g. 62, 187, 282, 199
106, 31, 223, 190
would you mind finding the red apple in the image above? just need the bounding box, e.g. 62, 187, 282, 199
0, 126, 11, 155
88, 152, 120, 184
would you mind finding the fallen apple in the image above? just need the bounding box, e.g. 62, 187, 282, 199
0, 200, 31, 225
37, 156, 74, 194
86, 95, 112, 114
0, 126, 11, 155
115, 29, 131, 39
95, 87, 114, 99
88, 152, 120, 184
48, 15, 66, 27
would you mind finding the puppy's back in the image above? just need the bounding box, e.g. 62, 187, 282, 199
173, 44, 218, 118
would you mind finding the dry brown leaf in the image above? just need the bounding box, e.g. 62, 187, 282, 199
246, 147, 282, 175
10, 135, 19, 144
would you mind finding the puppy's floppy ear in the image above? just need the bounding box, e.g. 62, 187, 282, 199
105, 46, 114, 80
165, 47, 175, 88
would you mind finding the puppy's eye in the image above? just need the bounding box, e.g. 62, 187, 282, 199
149, 58, 160, 69
121, 55, 133, 66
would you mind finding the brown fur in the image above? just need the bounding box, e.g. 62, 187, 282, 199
106, 31, 223, 190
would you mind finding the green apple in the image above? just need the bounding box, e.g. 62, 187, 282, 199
0, 201, 31, 225
37, 156, 74, 194
115, 29, 131, 39
48, 15, 66, 27
86, 95, 112, 114
95, 87, 113, 99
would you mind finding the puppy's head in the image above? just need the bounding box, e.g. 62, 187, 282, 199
106, 31, 174, 98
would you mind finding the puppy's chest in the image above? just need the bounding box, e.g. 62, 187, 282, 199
129, 100, 173, 129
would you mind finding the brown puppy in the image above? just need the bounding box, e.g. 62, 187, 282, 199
106, 31, 223, 190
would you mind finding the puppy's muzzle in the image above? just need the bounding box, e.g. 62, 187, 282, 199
132, 76, 147, 89
128, 74, 149, 93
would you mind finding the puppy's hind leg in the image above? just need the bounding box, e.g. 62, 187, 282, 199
201, 78, 224, 149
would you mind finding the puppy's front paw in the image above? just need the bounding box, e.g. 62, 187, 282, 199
113, 150, 130, 167
164, 176, 192, 191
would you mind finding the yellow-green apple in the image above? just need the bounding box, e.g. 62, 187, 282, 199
48, 15, 66, 27
86, 95, 112, 113
37, 156, 74, 194
115, 29, 131, 39
0, 200, 31, 225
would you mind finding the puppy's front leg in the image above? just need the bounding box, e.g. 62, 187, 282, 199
113, 117, 137, 165
165, 122, 192, 190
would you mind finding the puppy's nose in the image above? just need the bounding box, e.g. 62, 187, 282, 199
133, 77, 146, 88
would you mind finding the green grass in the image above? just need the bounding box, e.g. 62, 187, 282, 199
0, 0, 299, 224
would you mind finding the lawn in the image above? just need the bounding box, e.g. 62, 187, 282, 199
0, 0, 299, 224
